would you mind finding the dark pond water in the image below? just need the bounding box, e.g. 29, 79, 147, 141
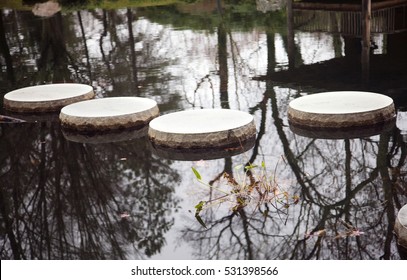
1, 0, 407, 260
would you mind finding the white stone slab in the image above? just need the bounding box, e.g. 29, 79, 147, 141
4, 83, 95, 113
148, 109, 256, 149
60, 97, 159, 132
288, 91, 395, 128
395, 204, 407, 249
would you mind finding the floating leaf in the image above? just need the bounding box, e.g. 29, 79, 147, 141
191, 167, 202, 180
195, 214, 207, 229
245, 164, 258, 171
305, 229, 326, 238
195, 201, 205, 212
120, 212, 130, 219
261, 161, 266, 168
194, 201, 207, 229
349, 229, 364, 237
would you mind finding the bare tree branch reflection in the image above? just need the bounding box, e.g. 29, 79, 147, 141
0, 10, 15, 85
0, 122, 179, 259
77, 10, 92, 82
181, 21, 407, 259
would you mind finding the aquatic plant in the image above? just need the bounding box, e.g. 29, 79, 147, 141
191, 161, 300, 229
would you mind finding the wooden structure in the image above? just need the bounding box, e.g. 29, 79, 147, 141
293, 0, 407, 36
254, 1, 407, 93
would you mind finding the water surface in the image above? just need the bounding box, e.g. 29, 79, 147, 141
1, 0, 407, 260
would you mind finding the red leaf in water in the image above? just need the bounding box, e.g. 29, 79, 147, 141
305, 229, 326, 238
349, 229, 364, 236
120, 212, 130, 219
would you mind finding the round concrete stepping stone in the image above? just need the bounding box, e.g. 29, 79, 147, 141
148, 109, 256, 149
60, 97, 159, 132
288, 91, 395, 128
395, 204, 407, 249
3, 83, 95, 113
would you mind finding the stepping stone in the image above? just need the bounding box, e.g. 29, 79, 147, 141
288, 91, 395, 128
60, 97, 159, 132
148, 109, 256, 149
3, 83, 95, 113
395, 204, 407, 249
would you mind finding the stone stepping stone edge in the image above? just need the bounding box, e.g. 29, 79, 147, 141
148, 109, 257, 150
288, 91, 396, 129
3, 84, 95, 113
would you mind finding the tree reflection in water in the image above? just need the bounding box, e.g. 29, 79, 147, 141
181, 25, 407, 260
0, 121, 180, 259
179, 13, 407, 257
182, 115, 407, 260
1, 1, 407, 261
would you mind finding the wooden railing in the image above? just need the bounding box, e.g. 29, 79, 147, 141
293, 1, 407, 36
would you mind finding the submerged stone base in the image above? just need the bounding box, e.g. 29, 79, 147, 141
150, 136, 255, 161
62, 126, 148, 144
4, 84, 95, 113
289, 118, 395, 139
148, 109, 256, 150
288, 91, 396, 128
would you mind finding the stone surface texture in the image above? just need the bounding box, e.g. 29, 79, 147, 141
60, 97, 159, 132
288, 91, 395, 128
4, 84, 95, 113
148, 109, 256, 149
395, 204, 407, 248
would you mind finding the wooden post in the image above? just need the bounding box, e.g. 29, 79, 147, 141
286, 0, 295, 69
361, 0, 371, 86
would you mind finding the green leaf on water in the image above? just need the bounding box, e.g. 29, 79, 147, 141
261, 161, 266, 168
245, 164, 257, 171
195, 215, 207, 229
194, 201, 207, 229
191, 167, 202, 180
195, 200, 205, 212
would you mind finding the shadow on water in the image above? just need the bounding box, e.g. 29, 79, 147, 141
0, 0, 407, 259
